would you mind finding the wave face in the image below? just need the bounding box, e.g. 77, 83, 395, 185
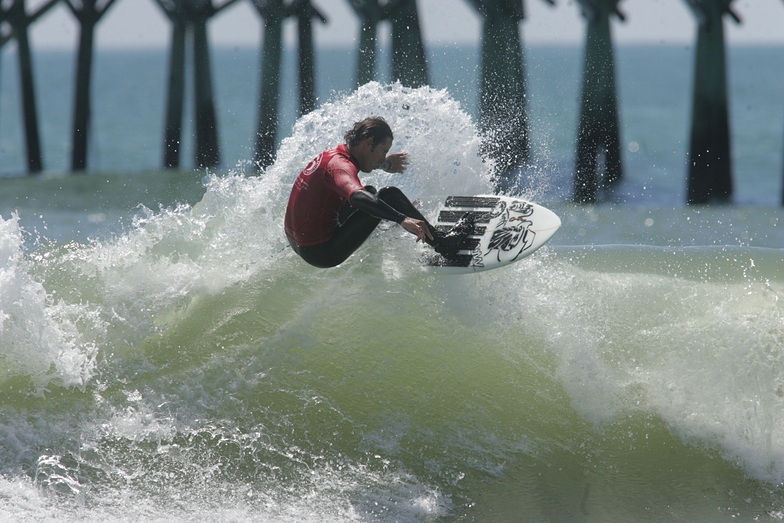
2, 83, 784, 521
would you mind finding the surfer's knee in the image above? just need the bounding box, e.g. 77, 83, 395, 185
377, 186, 405, 203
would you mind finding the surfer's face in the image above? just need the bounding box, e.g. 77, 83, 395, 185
355, 137, 392, 173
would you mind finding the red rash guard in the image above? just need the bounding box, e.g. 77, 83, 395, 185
284, 144, 365, 246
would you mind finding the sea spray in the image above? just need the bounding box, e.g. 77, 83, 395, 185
270, 82, 492, 207
0, 214, 98, 389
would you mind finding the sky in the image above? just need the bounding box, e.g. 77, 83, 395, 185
23, 0, 784, 50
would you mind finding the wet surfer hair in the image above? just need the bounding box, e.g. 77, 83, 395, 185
344, 117, 393, 148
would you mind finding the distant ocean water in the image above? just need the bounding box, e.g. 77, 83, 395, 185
1, 45, 783, 205
1, 45, 784, 522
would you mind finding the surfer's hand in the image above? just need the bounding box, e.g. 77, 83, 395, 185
383, 152, 410, 173
400, 217, 433, 243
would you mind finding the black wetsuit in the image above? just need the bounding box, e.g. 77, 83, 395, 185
287, 185, 441, 268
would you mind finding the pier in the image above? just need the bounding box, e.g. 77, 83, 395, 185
0, 0, 782, 205
573, 0, 624, 204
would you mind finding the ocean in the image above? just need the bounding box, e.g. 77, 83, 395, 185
1, 44, 784, 522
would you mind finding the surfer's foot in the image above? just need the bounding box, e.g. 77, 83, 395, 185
433, 213, 475, 256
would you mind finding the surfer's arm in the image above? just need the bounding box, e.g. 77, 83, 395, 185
350, 189, 406, 223
381, 152, 409, 173
350, 189, 432, 243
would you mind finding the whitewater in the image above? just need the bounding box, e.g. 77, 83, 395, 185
1, 83, 784, 521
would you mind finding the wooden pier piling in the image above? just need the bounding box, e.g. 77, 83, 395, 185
251, 0, 324, 170
250, 0, 286, 169
573, 0, 624, 204
467, 0, 542, 191
389, 0, 429, 88
160, 3, 187, 169
684, 0, 738, 204
293, 1, 326, 116
350, 0, 430, 88
349, 1, 383, 87
0, 0, 57, 174
192, 7, 221, 169
65, 0, 118, 172
156, 0, 233, 170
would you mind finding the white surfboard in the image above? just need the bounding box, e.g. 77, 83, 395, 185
423, 195, 561, 273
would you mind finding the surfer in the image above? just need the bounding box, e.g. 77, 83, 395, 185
284, 116, 474, 268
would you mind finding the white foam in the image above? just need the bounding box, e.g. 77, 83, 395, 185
270, 82, 493, 213
507, 247, 784, 483
0, 214, 98, 389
